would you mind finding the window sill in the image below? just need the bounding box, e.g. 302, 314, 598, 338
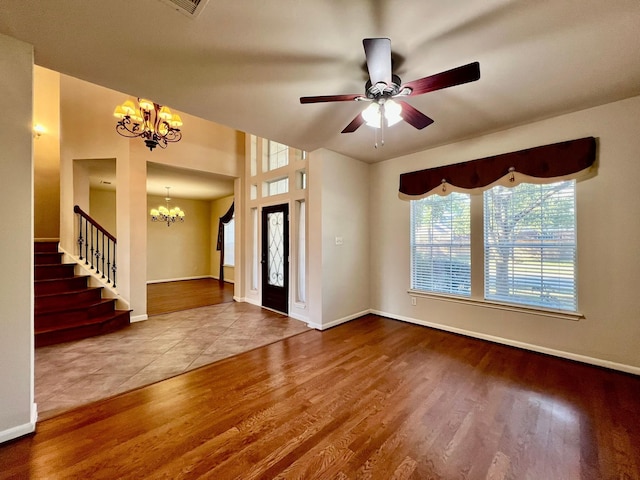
407, 290, 584, 321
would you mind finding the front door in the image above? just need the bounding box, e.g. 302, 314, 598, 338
261, 204, 289, 314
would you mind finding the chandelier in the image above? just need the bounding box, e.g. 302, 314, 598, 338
113, 98, 183, 151
150, 187, 185, 226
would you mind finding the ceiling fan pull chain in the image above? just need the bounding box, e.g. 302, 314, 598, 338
374, 123, 379, 149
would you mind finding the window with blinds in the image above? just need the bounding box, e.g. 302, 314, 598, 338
484, 180, 577, 311
411, 193, 471, 296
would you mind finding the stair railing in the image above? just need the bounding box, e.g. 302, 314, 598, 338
73, 205, 117, 287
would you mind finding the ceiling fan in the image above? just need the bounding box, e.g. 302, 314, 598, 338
300, 38, 480, 135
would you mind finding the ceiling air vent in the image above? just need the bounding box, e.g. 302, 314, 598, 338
156, 0, 210, 18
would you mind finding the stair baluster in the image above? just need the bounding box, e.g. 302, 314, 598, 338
101, 232, 106, 279
73, 205, 117, 287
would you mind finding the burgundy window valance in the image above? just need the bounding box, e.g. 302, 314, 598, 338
398, 136, 597, 199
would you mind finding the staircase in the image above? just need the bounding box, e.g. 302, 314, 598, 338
34, 240, 130, 347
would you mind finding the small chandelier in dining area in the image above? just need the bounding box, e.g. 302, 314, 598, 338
150, 187, 185, 226
113, 98, 183, 151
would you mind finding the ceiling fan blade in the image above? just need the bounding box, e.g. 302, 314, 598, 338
341, 114, 365, 133
300, 94, 362, 104
363, 38, 392, 86
403, 61, 480, 96
399, 101, 434, 130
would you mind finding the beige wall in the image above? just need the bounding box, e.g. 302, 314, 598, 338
130, 111, 241, 179
89, 188, 117, 235
307, 149, 371, 328
147, 195, 213, 282
210, 195, 235, 282
370, 94, 640, 371
33, 66, 60, 239
0, 33, 35, 442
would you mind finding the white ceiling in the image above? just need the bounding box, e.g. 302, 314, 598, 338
2, 0, 640, 163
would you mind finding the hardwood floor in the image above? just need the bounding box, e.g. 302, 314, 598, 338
147, 278, 234, 315
2, 315, 639, 479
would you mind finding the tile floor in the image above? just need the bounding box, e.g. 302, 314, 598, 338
35, 301, 311, 419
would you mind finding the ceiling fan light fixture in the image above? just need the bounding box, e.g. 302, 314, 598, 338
384, 99, 403, 127
362, 99, 403, 129
362, 102, 381, 128
300, 38, 480, 140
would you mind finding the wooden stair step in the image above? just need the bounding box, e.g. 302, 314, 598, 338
35, 263, 76, 280
35, 275, 89, 295
35, 310, 131, 348
35, 287, 104, 314
32, 240, 130, 347
35, 298, 117, 330
34, 240, 60, 253
35, 310, 129, 335
35, 252, 63, 265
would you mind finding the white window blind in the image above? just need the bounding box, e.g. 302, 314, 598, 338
484, 180, 577, 311
411, 193, 471, 296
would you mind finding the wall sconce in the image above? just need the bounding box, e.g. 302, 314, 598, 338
33, 124, 46, 139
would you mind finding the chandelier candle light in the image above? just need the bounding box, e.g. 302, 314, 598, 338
150, 187, 185, 226
114, 98, 183, 151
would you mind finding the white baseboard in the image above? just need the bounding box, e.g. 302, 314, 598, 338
0, 403, 37, 444
146, 275, 215, 284
307, 309, 370, 331
130, 314, 148, 323
288, 312, 310, 324
236, 296, 261, 306
371, 309, 640, 376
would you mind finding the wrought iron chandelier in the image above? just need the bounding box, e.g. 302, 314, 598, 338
150, 187, 185, 226
113, 98, 183, 151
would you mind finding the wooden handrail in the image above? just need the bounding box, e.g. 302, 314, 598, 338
74, 205, 117, 243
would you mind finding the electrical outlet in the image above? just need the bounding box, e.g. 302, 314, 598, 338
411, 297, 417, 306
335, 236, 344, 245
